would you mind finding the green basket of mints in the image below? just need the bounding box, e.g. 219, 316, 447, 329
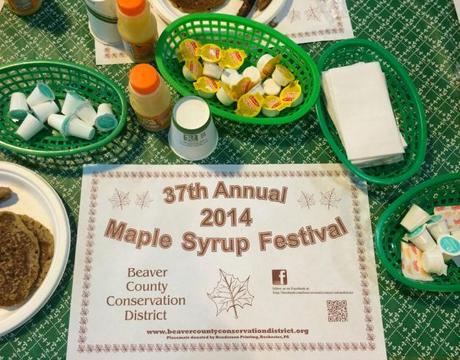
0, 60, 127, 157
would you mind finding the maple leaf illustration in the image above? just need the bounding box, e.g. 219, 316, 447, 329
135, 191, 153, 209
109, 189, 130, 210
298, 191, 315, 209
320, 188, 341, 210
207, 269, 254, 319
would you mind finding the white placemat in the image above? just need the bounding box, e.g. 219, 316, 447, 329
67, 164, 386, 360
272, 0, 354, 44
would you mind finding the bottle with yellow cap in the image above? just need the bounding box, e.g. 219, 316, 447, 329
116, 0, 157, 63
128, 64, 172, 132
7, 0, 42, 15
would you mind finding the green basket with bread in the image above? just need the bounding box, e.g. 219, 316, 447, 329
156, 13, 320, 125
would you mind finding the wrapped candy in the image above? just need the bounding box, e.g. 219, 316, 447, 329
219, 48, 247, 69
177, 39, 201, 62
182, 58, 203, 81
199, 43, 222, 63
280, 80, 303, 107
236, 93, 264, 117
193, 76, 221, 98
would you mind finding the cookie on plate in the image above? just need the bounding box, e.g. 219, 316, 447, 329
0, 211, 40, 307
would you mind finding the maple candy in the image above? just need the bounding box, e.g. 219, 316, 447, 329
216, 84, 235, 106
199, 43, 222, 63
177, 39, 201, 62
228, 77, 253, 100
193, 76, 221, 98
182, 58, 203, 81
280, 80, 303, 107
262, 96, 287, 118
236, 93, 264, 117
257, 54, 282, 79
219, 48, 247, 69
272, 64, 295, 87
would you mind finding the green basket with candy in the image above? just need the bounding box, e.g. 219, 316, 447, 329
376, 173, 460, 292
0, 60, 127, 157
156, 13, 320, 125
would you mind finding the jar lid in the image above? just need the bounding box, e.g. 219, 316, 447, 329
129, 64, 160, 95
117, 0, 146, 16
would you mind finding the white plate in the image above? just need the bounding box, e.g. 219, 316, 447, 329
0, 162, 70, 337
152, 0, 285, 24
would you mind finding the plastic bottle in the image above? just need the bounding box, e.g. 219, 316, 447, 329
7, 0, 42, 15
116, 0, 157, 63
128, 64, 172, 132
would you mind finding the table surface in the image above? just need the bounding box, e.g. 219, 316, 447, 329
0, 0, 459, 359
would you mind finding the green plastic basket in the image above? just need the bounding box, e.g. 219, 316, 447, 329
316, 39, 427, 185
376, 173, 460, 292
156, 13, 320, 125
0, 60, 127, 157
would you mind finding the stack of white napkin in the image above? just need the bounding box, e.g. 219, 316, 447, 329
322, 62, 406, 168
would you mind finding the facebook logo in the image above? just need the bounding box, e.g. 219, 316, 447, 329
272, 269, 288, 285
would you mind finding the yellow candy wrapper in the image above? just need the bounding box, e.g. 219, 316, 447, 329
182, 58, 203, 81
193, 76, 221, 98
228, 77, 254, 100
199, 44, 223, 63
280, 80, 303, 107
273, 64, 295, 86
262, 96, 288, 117
236, 93, 264, 117
177, 39, 201, 62
219, 48, 247, 69
260, 55, 282, 79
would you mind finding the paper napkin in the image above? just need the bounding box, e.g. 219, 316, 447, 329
322, 62, 406, 166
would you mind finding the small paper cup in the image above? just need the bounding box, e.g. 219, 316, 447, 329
426, 215, 449, 242
31, 101, 59, 123
16, 114, 44, 141
95, 103, 118, 132
9, 92, 29, 121
27, 82, 55, 107
62, 91, 86, 115
168, 96, 218, 161
421, 247, 448, 276
48, 114, 71, 135
68, 117, 95, 140
400, 204, 431, 232
76, 100, 97, 126
406, 224, 436, 251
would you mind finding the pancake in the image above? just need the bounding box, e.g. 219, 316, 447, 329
0, 211, 40, 306
20, 215, 54, 290
169, 0, 226, 13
